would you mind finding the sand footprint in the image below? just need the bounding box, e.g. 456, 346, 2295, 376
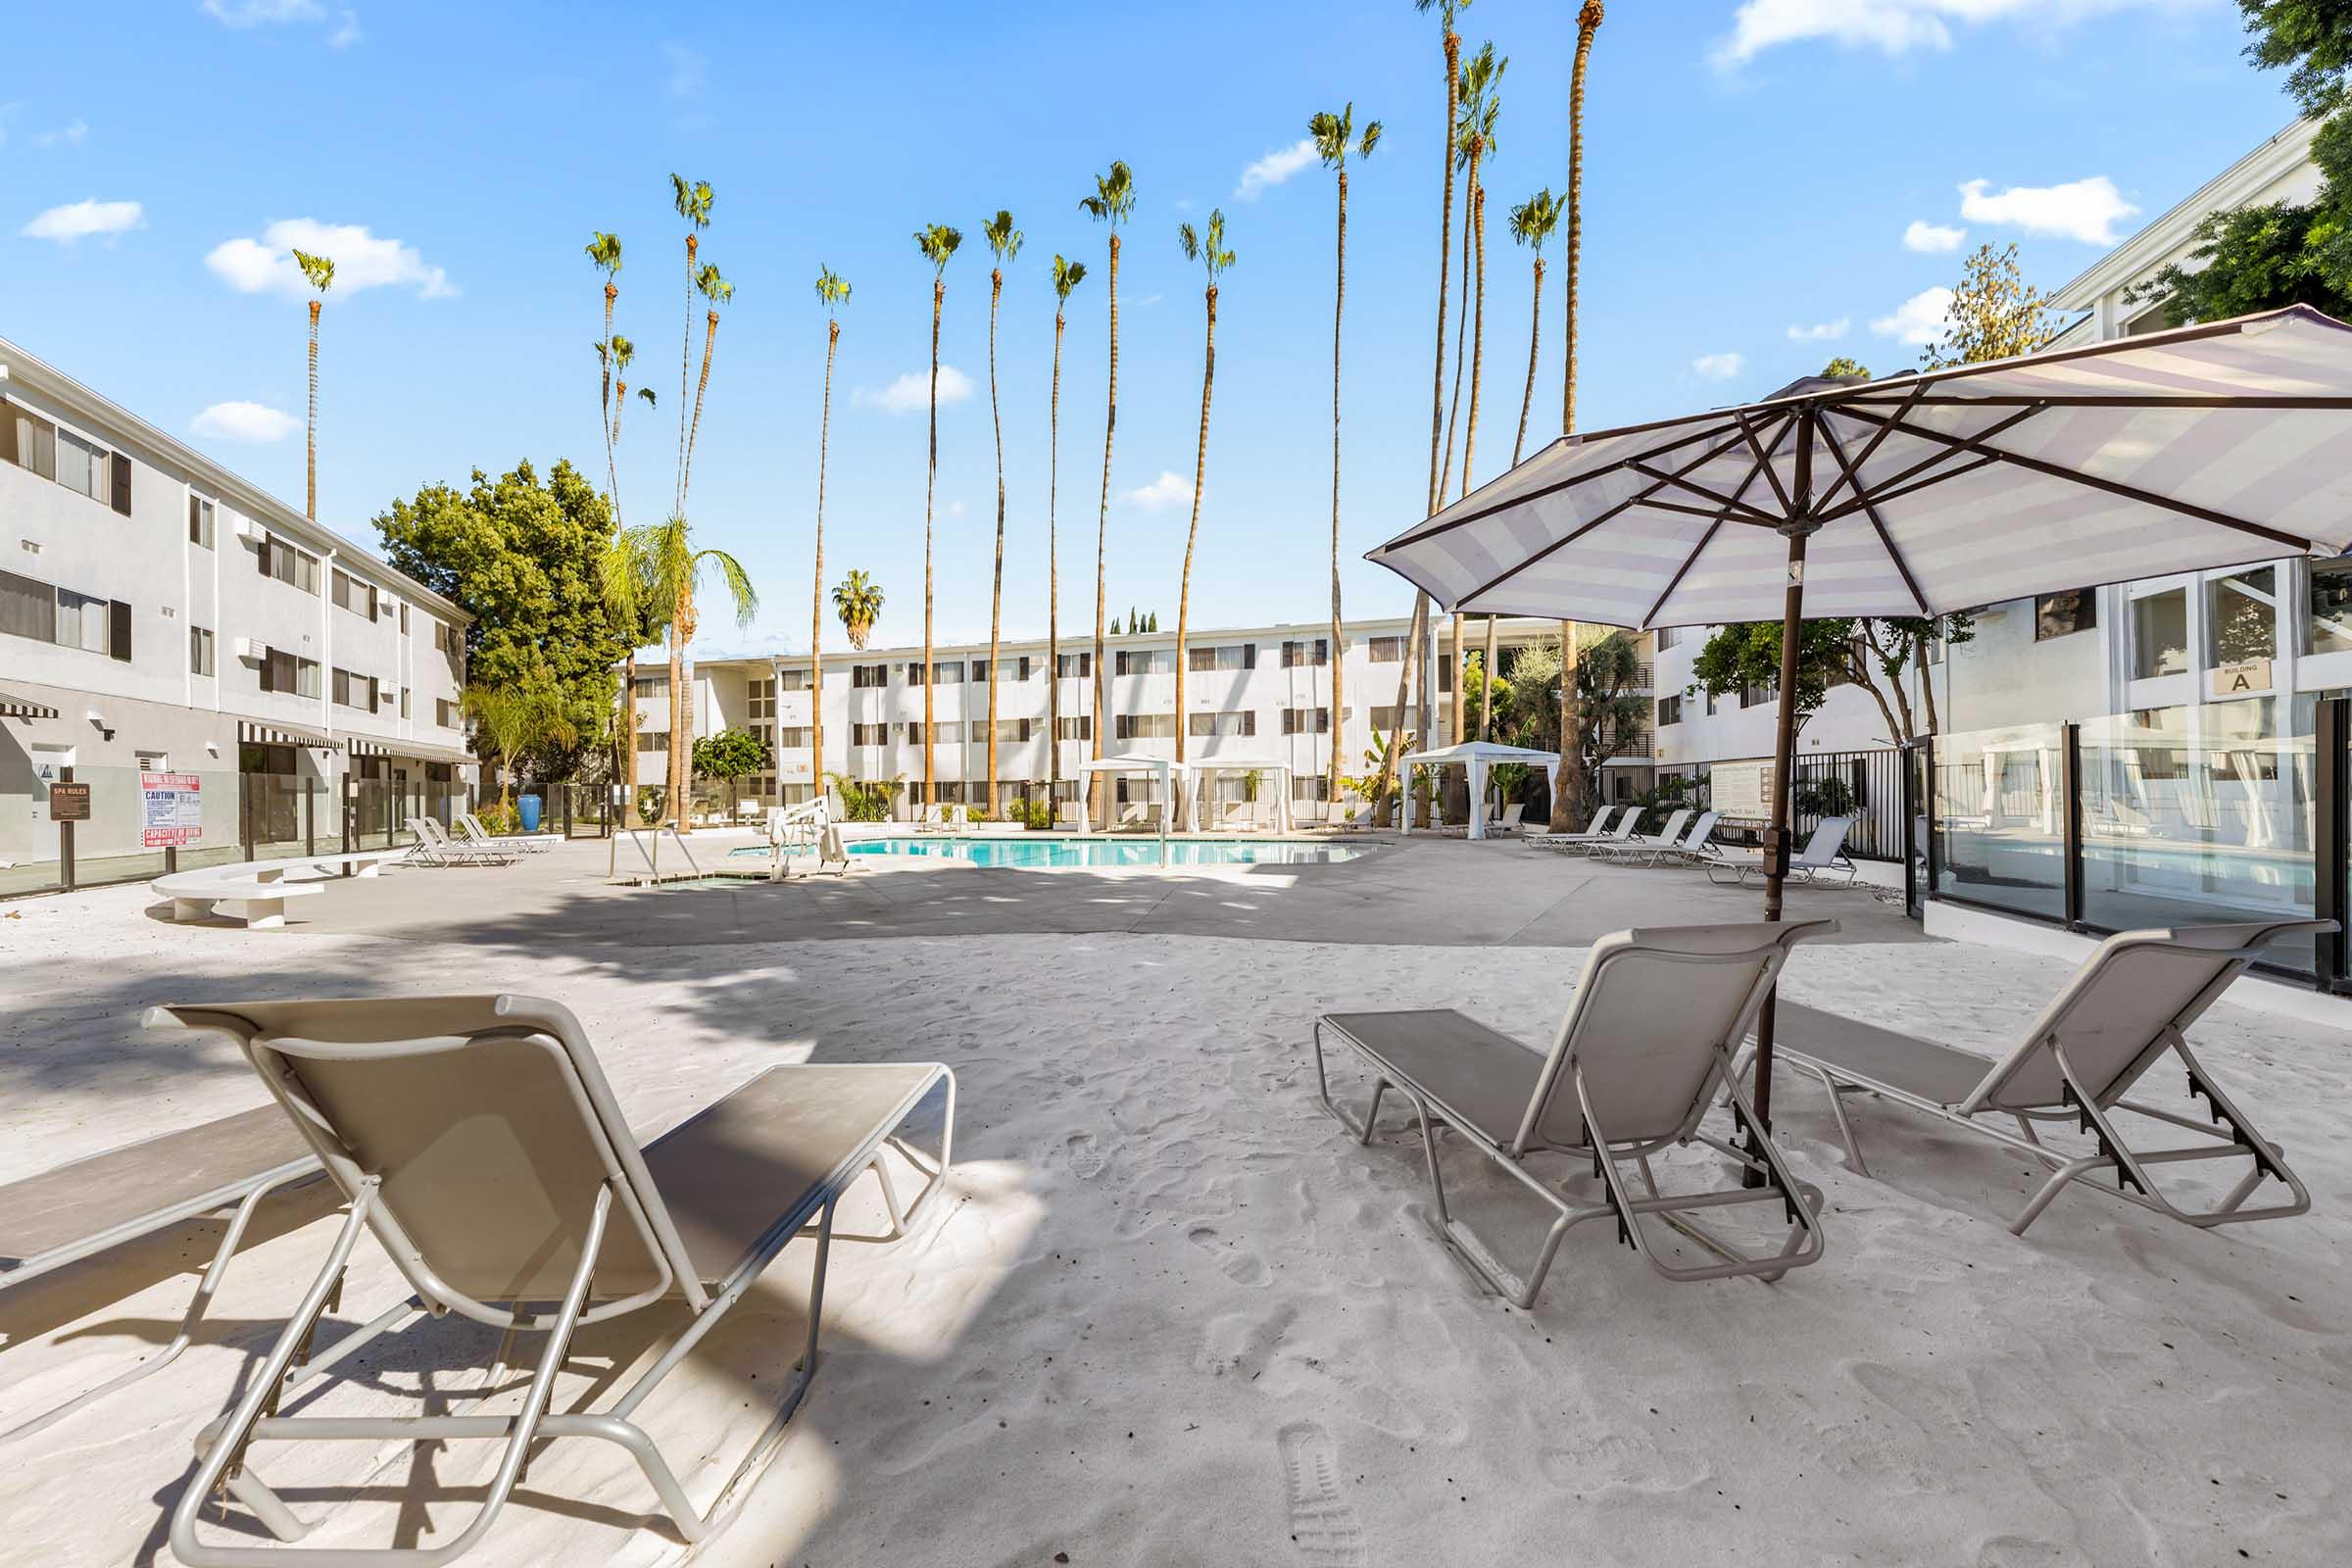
1277, 1421, 1370, 1568
1189, 1223, 1274, 1288
1065, 1132, 1106, 1180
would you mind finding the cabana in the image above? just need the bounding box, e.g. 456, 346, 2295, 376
1400, 740, 1560, 839
1078, 755, 1174, 839
1183, 759, 1295, 833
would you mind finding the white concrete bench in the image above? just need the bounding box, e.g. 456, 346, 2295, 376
152, 869, 326, 928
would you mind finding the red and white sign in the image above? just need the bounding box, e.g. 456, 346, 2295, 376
141, 771, 203, 847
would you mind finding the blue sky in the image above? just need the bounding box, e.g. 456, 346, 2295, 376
0, 0, 2306, 657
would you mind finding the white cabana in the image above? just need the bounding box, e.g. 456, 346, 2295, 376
1078, 755, 1174, 839
1183, 759, 1294, 834
1399, 740, 1559, 840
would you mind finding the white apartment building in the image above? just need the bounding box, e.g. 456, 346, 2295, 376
630, 616, 1655, 818
0, 334, 475, 874
1653, 115, 2352, 795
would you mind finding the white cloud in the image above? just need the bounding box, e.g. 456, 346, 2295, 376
661, 41, 707, 99
1784, 318, 1848, 342
32, 119, 87, 149
1872, 285, 1954, 345
21, 198, 144, 245
192, 401, 299, 443
202, 0, 326, 25
853, 365, 973, 416
1691, 352, 1746, 382
1236, 138, 1318, 200
1903, 219, 1965, 252
206, 219, 454, 298
1124, 470, 1195, 510
329, 10, 363, 48
1957, 174, 2138, 245
1713, 1, 2204, 68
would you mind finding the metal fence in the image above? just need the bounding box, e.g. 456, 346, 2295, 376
1788, 747, 1908, 862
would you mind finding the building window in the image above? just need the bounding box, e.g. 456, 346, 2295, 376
2034, 589, 2097, 641
260, 533, 321, 594
852, 662, 888, 688
1187, 711, 1255, 738
1282, 638, 1330, 668
434, 620, 462, 657
1369, 705, 1402, 732
1656, 695, 1684, 727
928, 661, 964, 684
332, 667, 378, 710
1740, 681, 1771, 709
51, 586, 127, 659
635, 730, 668, 752
330, 568, 378, 619
2131, 588, 2190, 679
980, 718, 1034, 742
1655, 625, 1680, 651
777, 725, 812, 749
1187, 643, 1255, 672
4, 403, 61, 481
2311, 558, 2352, 657
1114, 649, 1175, 676
189, 495, 216, 549
263, 648, 321, 698
2206, 565, 2278, 669
1282, 706, 1330, 735
1055, 715, 1092, 741
748, 677, 776, 720
1057, 652, 1091, 678
190, 625, 216, 676
1368, 635, 1404, 662
436, 698, 458, 728
400, 686, 411, 718
399, 602, 410, 634
1113, 712, 1177, 740
779, 666, 812, 691
1291, 775, 1332, 803
851, 722, 887, 746
630, 672, 668, 699
906, 720, 962, 743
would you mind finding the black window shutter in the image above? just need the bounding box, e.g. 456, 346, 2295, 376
258, 539, 271, 577
109, 599, 132, 662
1244, 643, 1257, 669
111, 453, 132, 515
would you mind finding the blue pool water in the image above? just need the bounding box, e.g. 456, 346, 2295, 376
728, 836, 1363, 868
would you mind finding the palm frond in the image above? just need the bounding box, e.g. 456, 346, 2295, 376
695, 546, 760, 625
983, 209, 1024, 265
695, 261, 732, 306
585, 230, 623, 275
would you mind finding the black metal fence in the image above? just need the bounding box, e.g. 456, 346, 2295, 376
1788, 747, 1907, 862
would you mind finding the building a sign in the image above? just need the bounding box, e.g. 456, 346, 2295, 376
141, 772, 203, 846
2209, 659, 2273, 699
48, 781, 92, 821
1709, 760, 1773, 820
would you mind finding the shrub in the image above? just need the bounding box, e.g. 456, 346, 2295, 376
475, 801, 518, 836
635, 786, 667, 826
1009, 798, 1055, 831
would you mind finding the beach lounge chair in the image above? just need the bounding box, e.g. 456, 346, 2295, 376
1705, 815, 1857, 888
1523, 805, 1619, 851
1311, 920, 1835, 1308
1493, 802, 1526, 835
1625, 809, 1722, 869
412, 815, 516, 866
1761, 918, 2331, 1237
1594, 808, 1690, 864
456, 812, 554, 855
1560, 807, 1645, 857
148, 993, 956, 1567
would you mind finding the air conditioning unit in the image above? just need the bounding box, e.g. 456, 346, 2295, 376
234, 515, 263, 541
234, 637, 265, 661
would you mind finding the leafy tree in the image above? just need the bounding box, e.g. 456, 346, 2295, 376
692, 725, 771, 816
981, 210, 1023, 811
1923, 244, 2058, 368
1688, 614, 1976, 744
1081, 160, 1138, 826
462, 673, 581, 808
1046, 253, 1088, 810
834, 568, 883, 648
375, 460, 629, 778
1820, 356, 1871, 378
2238, 0, 2352, 117
1171, 209, 1236, 803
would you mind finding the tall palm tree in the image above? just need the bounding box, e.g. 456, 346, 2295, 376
810, 266, 851, 802
833, 569, 882, 649
597, 532, 668, 833
680, 261, 732, 509
1171, 212, 1235, 818
669, 174, 714, 516
293, 248, 334, 520
1079, 161, 1135, 828
1439, 40, 1501, 507
586, 230, 623, 508
913, 222, 962, 810
1310, 104, 1381, 812
612, 336, 643, 443
1507, 189, 1560, 466
981, 210, 1024, 814
619, 515, 757, 832
1047, 255, 1087, 818
1556, 1, 1603, 825
1452, 42, 1505, 747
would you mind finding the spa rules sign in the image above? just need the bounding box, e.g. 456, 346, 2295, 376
141, 772, 202, 847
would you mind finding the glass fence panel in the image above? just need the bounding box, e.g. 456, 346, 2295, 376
2079, 698, 2318, 975
0, 765, 247, 896
1931, 721, 2068, 921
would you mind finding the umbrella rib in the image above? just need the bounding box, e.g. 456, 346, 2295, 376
1834, 404, 2325, 553
1819, 403, 2044, 518
1376, 421, 1747, 552
1815, 417, 1930, 616
1816, 454, 2002, 522
1834, 393, 2352, 410
1638, 418, 1789, 628
1813, 377, 1931, 514
1627, 463, 1785, 526
1734, 410, 1797, 515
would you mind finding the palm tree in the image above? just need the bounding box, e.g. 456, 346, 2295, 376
809, 266, 851, 807
1047, 255, 1087, 818
1555, 0, 1604, 827
669, 174, 714, 515
833, 569, 883, 649
1310, 104, 1381, 812
1507, 189, 1560, 465
680, 261, 732, 509
1171, 211, 1235, 817
1079, 160, 1136, 827
461, 680, 580, 813
981, 210, 1024, 815
586, 230, 623, 507
1452, 42, 1505, 748
612, 336, 643, 444
293, 248, 334, 520
913, 222, 962, 810
1440, 40, 1502, 507
620, 515, 757, 833
597, 530, 667, 833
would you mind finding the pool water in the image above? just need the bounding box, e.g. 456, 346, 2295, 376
756, 836, 1362, 868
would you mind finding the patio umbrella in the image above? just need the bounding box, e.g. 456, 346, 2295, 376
1366, 304, 2352, 1139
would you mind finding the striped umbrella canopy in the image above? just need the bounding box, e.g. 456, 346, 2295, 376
1365, 304, 2352, 1146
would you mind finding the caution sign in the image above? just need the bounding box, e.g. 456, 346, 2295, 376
141, 771, 203, 846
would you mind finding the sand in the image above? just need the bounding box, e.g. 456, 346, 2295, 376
1, 870, 2348, 1567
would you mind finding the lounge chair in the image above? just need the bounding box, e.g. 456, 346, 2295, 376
1594, 808, 1690, 863
456, 812, 554, 855
1311, 920, 1836, 1308
1492, 802, 1526, 835
1333, 801, 1378, 832
1523, 805, 1620, 851
412, 815, 516, 866
148, 994, 955, 1567
1622, 809, 1721, 869
1760, 918, 2331, 1237
1560, 807, 1645, 858
1705, 814, 1857, 888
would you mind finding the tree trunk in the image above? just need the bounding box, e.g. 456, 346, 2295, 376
1480, 615, 1497, 741
1453, 175, 1490, 752
811, 318, 838, 806
1174, 283, 1218, 824
601, 280, 618, 511
1439, 174, 1472, 504
306, 299, 320, 521
1514, 257, 1544, 466
987, 267, 1005, 815
621, 651, 638, 827
1092, 231, 1121, 828
1555, 3, 1604, 825
924, 274, 943, 809
1917, 640, 1942, 736
1328, 167, 1348, 813
1050, 309, 1066, 816
667, 584, 690, 833
613, 380, 628, 445
682, 312, 719, 511
678, 231, 696, 518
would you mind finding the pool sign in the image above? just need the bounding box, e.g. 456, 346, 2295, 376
47, 781, 91, 821
1709, 760, 1773, 820
141, 771, 203, 846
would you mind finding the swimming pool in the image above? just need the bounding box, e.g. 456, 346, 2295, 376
725, 836, 1364, 869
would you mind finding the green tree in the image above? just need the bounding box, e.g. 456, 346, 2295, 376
1047, 254, 1088, 814
1507, 188, 1560, 466
585, 230, 624, 509
1689, 614, 1976, 745
668, 174, 714, 514
2238, 0, 2352, 117
1171, 211, 1236, 808
1448, 39, 1505, 750
834, 568, 883, 648
1554, 0, 1606, 828
1820, 355, 1871, 379
294, 248, 335, 521
620, 515, 757, 831
462, 673, 581, 810
1923, 243, 2057, 368
598, 522, 668, 824
692, 725, 771, 817
1311, 104, 1382, 808
374, 460, 629, 779
913, 221, 963, 809
810, 267, 851, 800
981, 209, 1024, 812
1080, 160, 1137, 825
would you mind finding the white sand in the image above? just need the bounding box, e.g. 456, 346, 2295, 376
2, 881, 2349, 1566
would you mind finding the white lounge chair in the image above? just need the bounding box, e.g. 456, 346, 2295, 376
1492, 802, 1526, 835
1615, 809, 1721, 869
1559, 807, 1645, 857
1312, 920, 1836, 1308
1706, 814, 1858, 888
148, 993, 955, 1567
457, 811, 554, 855
1524, 805, 1621, 852
1594, 808, 1690, 863
412, 815, 516, 866
1760, 918, 2331, 1236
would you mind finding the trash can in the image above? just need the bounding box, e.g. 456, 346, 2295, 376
517, 794, 543, 834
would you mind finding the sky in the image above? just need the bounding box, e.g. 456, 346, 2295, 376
0, 0, 2312, 660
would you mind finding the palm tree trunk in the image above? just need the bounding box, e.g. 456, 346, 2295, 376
613, 381, 628, 445
306, 299, 320, 520
682, 312, 719, 511
667, 585, 689, 833
811, 319, 838, 804
621, 650, 638, 826
1514, 256, 1545, 466
1556, 2, 1603, 826
1174, 283, 1218, 823
987, 267, 1005, 815
1454, 176, 1491, 750
601, 281, 619, 509
678, 232, 697, 517
924, 275, 942, 809
1480, 615, 1498, 741
1050, 308, 1066, 815
1092, 231, 1121, 828
1327, 166, 1349, 814
1439, 178, 1472, 504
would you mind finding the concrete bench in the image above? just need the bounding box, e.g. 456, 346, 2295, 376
152, 869, 326, 928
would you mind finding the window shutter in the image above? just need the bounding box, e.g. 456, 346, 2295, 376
258, 539, 272, 578
1243, 643, 1257, 669
109, 599, 132, 662
1316, 638, 1329, 663
111, 453, 132, 515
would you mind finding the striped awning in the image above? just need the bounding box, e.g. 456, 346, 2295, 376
237, 718, 342, 752
0, 689, 60, 720
347, 736, 475, 766
1369, 305, 2352, 627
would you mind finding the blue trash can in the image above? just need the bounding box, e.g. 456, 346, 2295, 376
517, 795, 543, 833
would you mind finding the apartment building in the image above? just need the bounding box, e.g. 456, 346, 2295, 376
630, 616, 1654, 817
0, 334, 475, 873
